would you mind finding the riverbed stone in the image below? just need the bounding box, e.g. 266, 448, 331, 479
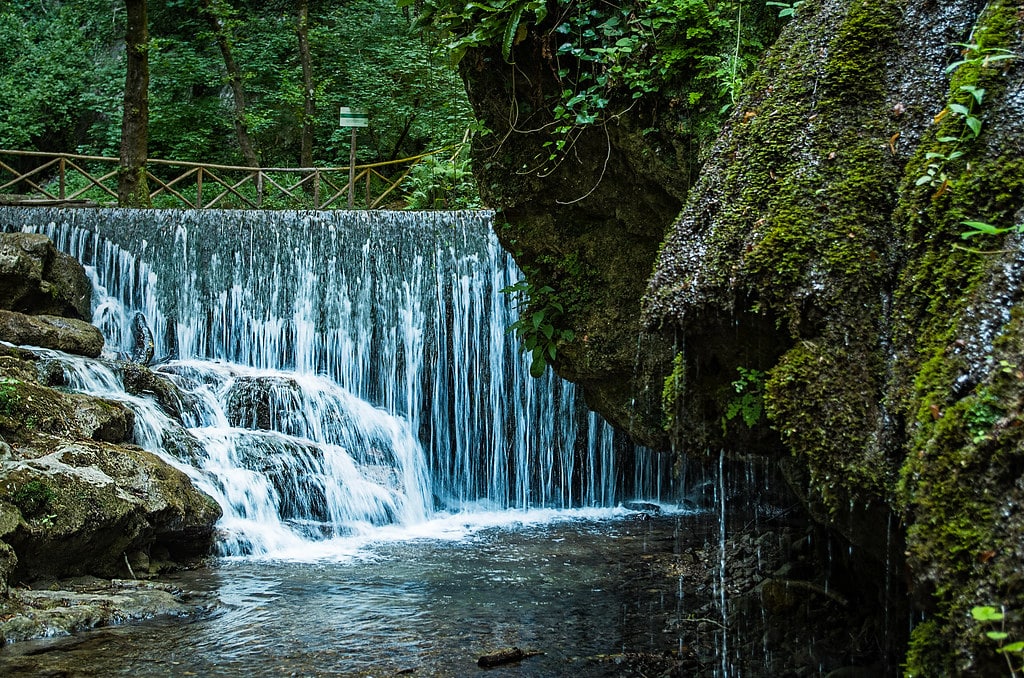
0, 578, 215, 644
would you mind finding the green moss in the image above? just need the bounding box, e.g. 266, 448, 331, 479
821, 0, 899, 103
904, 618, 946, 677
9, 480, 54, 518
764, 340, 889, 514
0, 377, 22, 417
740, 0, 898, 329
891, 4, 1024, 666
661, 350, 685, 433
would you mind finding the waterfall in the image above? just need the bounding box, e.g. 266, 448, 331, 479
1, 207, 675, 553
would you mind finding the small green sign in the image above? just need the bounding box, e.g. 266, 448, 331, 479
339, 106, 369, 127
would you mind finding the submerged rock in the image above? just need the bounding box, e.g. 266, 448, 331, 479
621, 501, 662, 515
0, 577, 216, 645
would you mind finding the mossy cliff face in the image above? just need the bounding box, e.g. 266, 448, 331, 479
460, 13, 691, 448
642, 0, 1023, 672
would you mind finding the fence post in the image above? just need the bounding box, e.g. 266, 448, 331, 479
197, 167, 203, 208
365, 171, 370, 209
257, 170, 264, 208
58, 156, 66, 199
314, 169, 320, 209
347, 128, 357, 209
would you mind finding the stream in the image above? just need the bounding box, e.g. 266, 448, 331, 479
0, 510, 726, 677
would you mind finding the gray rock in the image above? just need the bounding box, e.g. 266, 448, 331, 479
0, 578, 215, 644
0, 232, 92, 320
67, 394, 135, 443
0, 309, 104, 358
0, 440, 221, 582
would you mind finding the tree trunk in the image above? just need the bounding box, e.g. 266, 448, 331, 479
297, 0, 315, 170
200, 0, 260, 168
118, 0, 151, 208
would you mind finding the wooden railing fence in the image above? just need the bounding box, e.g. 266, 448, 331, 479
0, 148, 446, 209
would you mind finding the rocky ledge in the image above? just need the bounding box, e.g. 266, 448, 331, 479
0, 231, 221, 643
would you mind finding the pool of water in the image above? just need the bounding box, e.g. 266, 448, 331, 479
0, 511, 715, 677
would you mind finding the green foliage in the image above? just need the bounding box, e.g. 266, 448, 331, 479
408, 0, 548, 65
722, 366, 764, 432
0, 0, 474, 169
403, 153, 482, 209
0, 377, 22, 417
765, 0, 803, 18
661, 351, 686, 432
960, 219, 1024, 240
916, 42, 1019, 193
963, 389, 1003, 443
501, 278, 575, 378
972, 606, 1024, 676
415, 0, 777, 159
0, 0, 124, 151
12, 479, 55, 518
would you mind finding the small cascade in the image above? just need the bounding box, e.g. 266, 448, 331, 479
0, 207, 677, 554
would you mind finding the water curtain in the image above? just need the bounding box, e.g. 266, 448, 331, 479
0, 207, 672, 552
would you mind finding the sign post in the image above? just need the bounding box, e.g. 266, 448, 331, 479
339, 107, 368, 208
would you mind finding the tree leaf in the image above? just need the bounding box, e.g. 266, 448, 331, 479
965, 116, 982, 137
501, 4, 526, 63
971, 605, 1004, 622
530, 354, 546, 378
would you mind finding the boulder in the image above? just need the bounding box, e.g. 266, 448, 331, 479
0, 440, 221, 582
0, 232, 92, 320
121, 361, 194, 422
67, 393, 135, 443
0, 309, 103, 358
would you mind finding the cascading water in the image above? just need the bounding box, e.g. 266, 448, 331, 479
0, 207, 675, 556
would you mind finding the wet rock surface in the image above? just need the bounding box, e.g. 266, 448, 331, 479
0, 233, 221, 603
0, 310, 104, 358
0, 577, 215, 645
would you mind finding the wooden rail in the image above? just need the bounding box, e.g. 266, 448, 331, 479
0, 149, 446, 209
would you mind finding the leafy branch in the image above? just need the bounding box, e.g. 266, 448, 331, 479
721, 366, 765, 433
501, 279, 575, 378
917, 42, 1019, 195
413, 0, 774, 170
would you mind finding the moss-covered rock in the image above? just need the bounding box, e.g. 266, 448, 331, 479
0, 439, 220, 582
458, 0, 1020, 670
459, 11, 702, 447
641, 0, 1023, 672
0, 345, 220, 587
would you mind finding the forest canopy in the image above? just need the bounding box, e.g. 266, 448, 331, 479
0, 0, 475, 168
